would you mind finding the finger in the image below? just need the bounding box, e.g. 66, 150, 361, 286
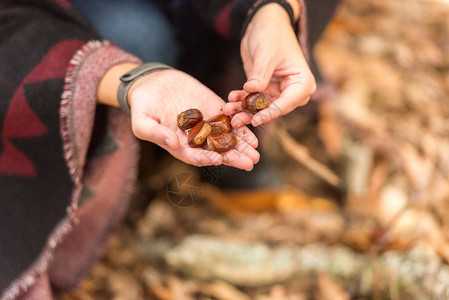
251, 101, 285, 127
251, 84, 312, 126
221, 149, 254, 171
230, 112, 253, 128
133, 117, 180, 150
234, 139, 260, 164
244, 50, 277, 93
228, 90, 247, 102
232, 126, 258, 148
170, 133, 222, 166
188, 148, 223, 166
222, 102, 243, 116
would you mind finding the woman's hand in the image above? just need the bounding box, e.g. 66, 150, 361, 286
223, 3, 316, 128
128, 69, 259, 170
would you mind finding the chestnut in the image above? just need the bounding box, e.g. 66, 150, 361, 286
188, 121, 212, 148
207, 114, 231, 134
242, 92, 269, 113
177, 108, 242, 152
177, 108, 203, 131
207, 132, 237, 153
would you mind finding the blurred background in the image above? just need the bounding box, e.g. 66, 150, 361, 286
58, 0, 449, 299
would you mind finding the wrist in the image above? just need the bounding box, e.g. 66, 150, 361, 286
249, 2, 297, 36
285, 0, 300, 22
127, 68, 174, 109
254, 3, 295, 26
97, 62, 140, 107
117, 63, 174, 115
241, 0, 297, 39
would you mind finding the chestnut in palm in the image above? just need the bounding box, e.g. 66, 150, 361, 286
208, 114, 231, 134
177, 108, 203, 131
207, 132, 237, 153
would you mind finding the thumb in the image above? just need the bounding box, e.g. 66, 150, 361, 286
244, 52, 276, 93
134, 118, 180, 150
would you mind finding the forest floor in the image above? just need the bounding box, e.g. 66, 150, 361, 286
57, 0, 449, 299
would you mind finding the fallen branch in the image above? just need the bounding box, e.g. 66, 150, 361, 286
276, 125, 342, 188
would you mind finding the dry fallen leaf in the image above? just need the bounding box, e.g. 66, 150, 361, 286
318, 102, 344, 159
199, 280, 251, 300
316, 274, 350, 300
275, 187, 311, 212
142, 268, 172, 300
203, 184, 278, 213
108, 270, 143, 300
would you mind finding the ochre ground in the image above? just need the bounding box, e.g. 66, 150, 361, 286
57, 0, 449, 299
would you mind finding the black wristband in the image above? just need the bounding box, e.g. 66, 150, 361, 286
117, 62, 172, 116
240, 0, 296, 40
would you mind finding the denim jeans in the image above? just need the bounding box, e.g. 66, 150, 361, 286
71, 0, 180, 66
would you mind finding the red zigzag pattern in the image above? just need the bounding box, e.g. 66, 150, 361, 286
0, 39, 84, 176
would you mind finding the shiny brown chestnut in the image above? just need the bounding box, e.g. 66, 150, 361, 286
242, 92, 269, 113
177, 108, 203, 131
188, 121, 212, 148
207, 132, 237, 153
207, 114, 231, 134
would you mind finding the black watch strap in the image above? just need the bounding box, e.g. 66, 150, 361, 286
240, 0, 296, 40
117, 62, 173, 115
